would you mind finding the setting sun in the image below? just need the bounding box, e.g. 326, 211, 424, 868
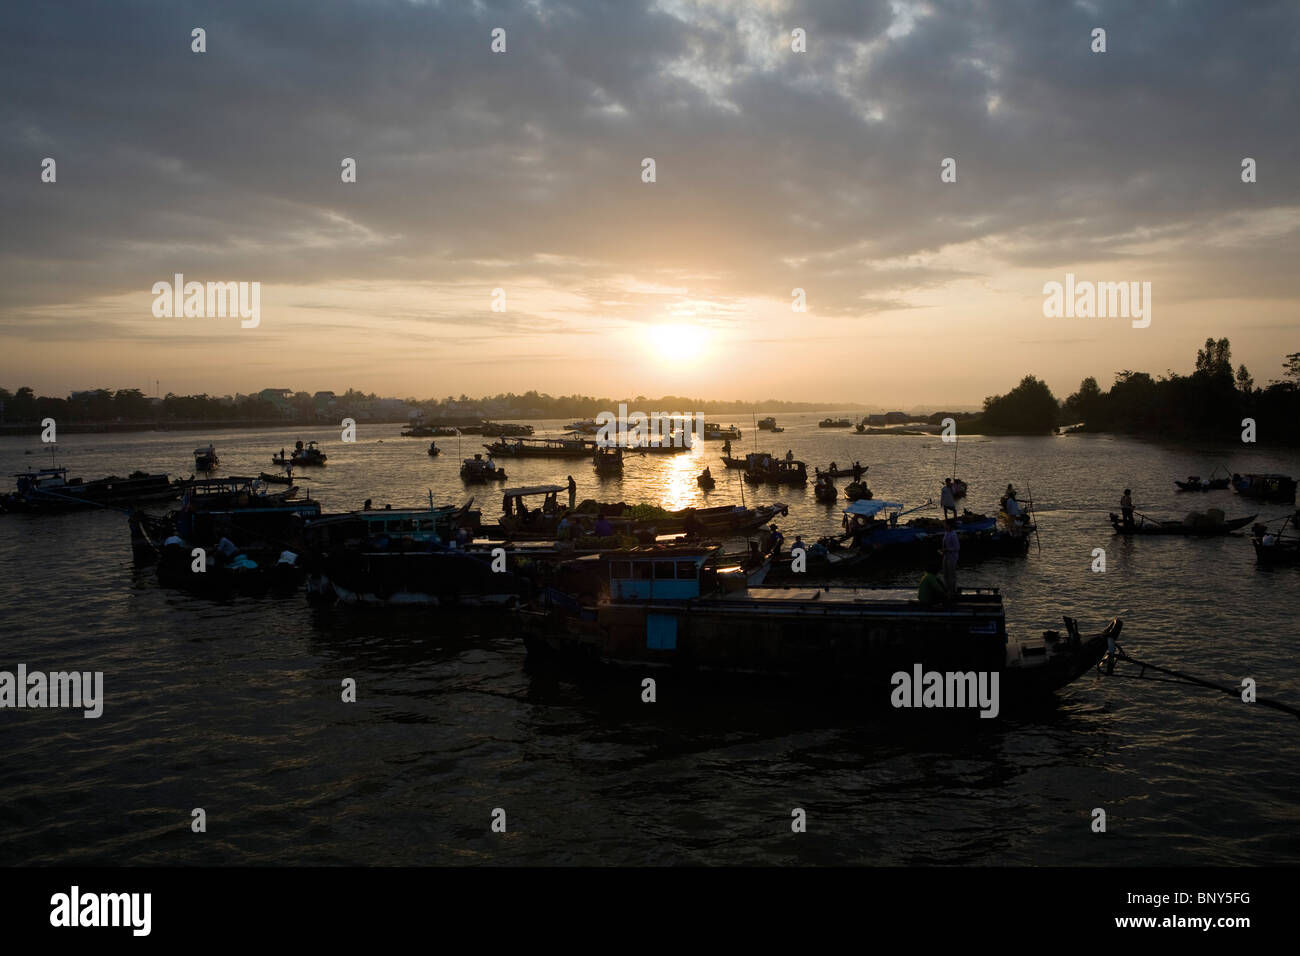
648, 323, 710, 361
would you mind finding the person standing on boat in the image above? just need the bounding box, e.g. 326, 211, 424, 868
768, 524, 784, 560
852, 461, 864, 481
556, 512, 572, 541
1003, 490, 1026, 535
941, 478, 958, 520
941, 520, 960, 595
1121, 489, 1135, 530
567, 475, 576, 510
785, 449, 793, 462
723, 439, 732, 456
594, 512, 614, 538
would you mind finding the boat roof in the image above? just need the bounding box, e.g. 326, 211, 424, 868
503, 484, 565, 496
843, 499, 905, 516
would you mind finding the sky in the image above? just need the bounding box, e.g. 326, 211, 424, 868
2, 0, 1298, 407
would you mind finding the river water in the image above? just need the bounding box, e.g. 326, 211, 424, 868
1, 417, 1297, 865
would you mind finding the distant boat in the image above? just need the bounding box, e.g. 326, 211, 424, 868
427, 442, 441, 457
702, 423, 742, 440
194, 445, 219, 471
460, 455, 507, 482
486, 437, 596, 458
593, 447, 623, 475
272, 440, 327, 467
819, 418, 853, 428
1108, 511, 1256, 536
1232, 473, 1296, 503
756, 417, 778, 431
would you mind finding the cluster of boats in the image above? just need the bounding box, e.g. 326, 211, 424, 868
9, 437, 1300, 711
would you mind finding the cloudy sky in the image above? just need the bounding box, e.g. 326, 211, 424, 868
2, 0, 1297, 406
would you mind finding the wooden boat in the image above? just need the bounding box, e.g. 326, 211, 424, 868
819, 418, 853, 428
1232, 473, 1297, 503
272, 440, 327, 467
306, 551, 530, 607
519, 544, 1121, 706
1175, 467, 1230, 492
822, 464, 867, 479
813, 476, 838, 504
722, 453, 771, 469
1175, 477, 1229, 491
193, 445, 219, 471
757, 417, 778, 431
129, 495, 321, 565
1108, 511, 1256, 536
427, 442, 441, 457
173, 475, 298, 509
1252, 520, 1300, 566
486, 437, 596, 458
400, 418, 437, 437
302, 500, 481, 551
844, 480, 872, 501
697, 472, 716, 489
460, 455, 507, 482
257, 471, 295, 485
593, 447, 623, 475
3, 467, 177, 513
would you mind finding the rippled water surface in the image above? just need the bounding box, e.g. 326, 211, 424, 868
2, 419, 1298, 865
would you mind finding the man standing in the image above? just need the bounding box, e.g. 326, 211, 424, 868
941, 478, 957, 521
567, 475, 576, 510
1121, 489, 1135, 530
941, 519, 960, 596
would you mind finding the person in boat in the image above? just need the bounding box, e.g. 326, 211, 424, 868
768, 524, 785, 560
918, 560, 949, 606
701, 466, 712, 480
556, 512, 572, 541
852, 461, 864, 481
486, 456, 496, 471
567, 475, 577, 510
791, 534, 806, 556
684, 511, 705, 540
785, 450, 793, 462
941, 520, 960, 595
594, 512, 614, 538
216, 536, 241, 563
363, 498, 372, 511
941, 478, 957, 520
723, 439, 732, 456
1121, 489, 1135, 530
829, 461, 837, 473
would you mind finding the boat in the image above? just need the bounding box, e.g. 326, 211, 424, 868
593, 447, 624, 475
1108, 510, 1257, 536
427, 442, 441, 457
257, 471, 296, 485
722, 453, 771, 469
429, 426, 459, 437
702, 423, 743, 441
172, 475, 298, 509
697, 470, 716, 490
1175, 466, 1230, 492
813, 475, 838, 504
460, 454, 507, 483
271, 440, 327, 467
821, 463, 868, 480
480, 421, 535, 438
303, 500, 481, 550
457, 423, 485, 435
1232, 473, 1297, 503
494, 488, 788, 540
150, 539, 307, 597
485, 437, 597, 458
1175, 477, 1229, 492
835, 500, 1032, 565
194, 445, 219, 471
756, 417, 778, 431
1251, 519, 1300, 566
518, 544, 1121, 706
401, 416, 437, 437
306, 550, 531, 607
129, 492, 322, 568
844, 480, 872, 501
566, 419, 601, 435
2, 467, 177, 513
819, 418, 853, 428
751, 457, 808, 486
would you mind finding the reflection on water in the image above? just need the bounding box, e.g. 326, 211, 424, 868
1, 416, 1298, 865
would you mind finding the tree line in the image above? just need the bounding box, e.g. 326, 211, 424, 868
975, 340, 1300, 439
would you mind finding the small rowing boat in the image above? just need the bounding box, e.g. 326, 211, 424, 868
1108, 511, 1256, 536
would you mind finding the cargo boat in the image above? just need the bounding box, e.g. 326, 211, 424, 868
3, 467, 177, 513
520, 545, 1119, 705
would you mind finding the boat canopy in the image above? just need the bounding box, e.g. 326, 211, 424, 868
842, 499, 905, 517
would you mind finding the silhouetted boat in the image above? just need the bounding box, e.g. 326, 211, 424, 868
2, 467, 176, 513
1232, 473, 1296, 503
1108, 511, 1256, 535
519, 544, 1120, 706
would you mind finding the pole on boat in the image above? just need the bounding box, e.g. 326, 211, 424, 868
1106, 645, 1300, 721
1025, 483, 1042, 552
